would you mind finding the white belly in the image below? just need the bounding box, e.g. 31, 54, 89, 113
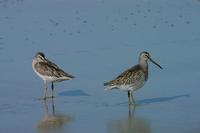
118, 81, 146, 91
33, 68, 68, 82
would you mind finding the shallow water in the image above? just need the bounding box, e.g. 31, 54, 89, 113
0, 0, 200, 133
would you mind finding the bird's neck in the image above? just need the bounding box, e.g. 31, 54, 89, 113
139, 60, 148, 71
139, 60, 148, 81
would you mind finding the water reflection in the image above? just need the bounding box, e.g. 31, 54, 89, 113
59, 89, 90, 97
107, 108, 150, 133
37, 99, 73, 133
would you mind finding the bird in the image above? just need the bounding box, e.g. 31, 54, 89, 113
32, 52, 75, 100
104, 51, 163, 106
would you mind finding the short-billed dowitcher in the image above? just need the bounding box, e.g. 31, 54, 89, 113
32, 52, 74, 99
104, 51, 163, 105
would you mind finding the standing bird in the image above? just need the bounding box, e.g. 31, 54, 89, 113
104, 51, 163, 106
32, 52, 75, 99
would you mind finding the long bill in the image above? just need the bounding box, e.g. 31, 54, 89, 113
149, 58, 163, 69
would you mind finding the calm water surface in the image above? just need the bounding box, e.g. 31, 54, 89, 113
0, 0, 200, 133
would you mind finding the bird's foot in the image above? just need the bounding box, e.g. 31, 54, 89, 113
38, 96, 55, 100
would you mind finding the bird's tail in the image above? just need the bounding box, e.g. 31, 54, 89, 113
68, 74, 75, 79
64, 73, 75, 80
104, 82, 117, 90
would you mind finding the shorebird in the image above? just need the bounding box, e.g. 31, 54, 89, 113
32, 52, 74, 99
104, 51, 163, 106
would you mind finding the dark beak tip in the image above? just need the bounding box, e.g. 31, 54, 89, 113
149, 58, 163, 70
157, 65, 163, 69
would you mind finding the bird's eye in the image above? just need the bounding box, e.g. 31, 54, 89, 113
145, 55, 149, 58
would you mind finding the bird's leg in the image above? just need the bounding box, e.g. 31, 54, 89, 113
42, 80, 48, 100
128, 91, 131, 106
131, 92, 136, 106
127, 91, 136, 111
128, 104, 136, 118
51, 82, 55, 98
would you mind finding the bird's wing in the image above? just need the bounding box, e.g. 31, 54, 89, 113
34, 62, 74, 78
45, 58, 60, 69
104, 65, 143, 86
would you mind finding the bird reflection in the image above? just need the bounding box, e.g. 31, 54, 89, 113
37, 99, 73, 133
107, 107, 150, 133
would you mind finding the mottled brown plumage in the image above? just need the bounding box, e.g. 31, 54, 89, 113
104, 51, 162, 106
104, 65, 147, 88
32, 52, 74, 99
34, 62, 74, 80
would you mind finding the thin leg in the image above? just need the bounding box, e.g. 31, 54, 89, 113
131, 92, 136, 105
51, 82, 55, 98
130, 92, 136, 111
128, 91, 131, 106
43, 80, 48, 99
128, 91, 136, 112
128, 104, 135, 118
